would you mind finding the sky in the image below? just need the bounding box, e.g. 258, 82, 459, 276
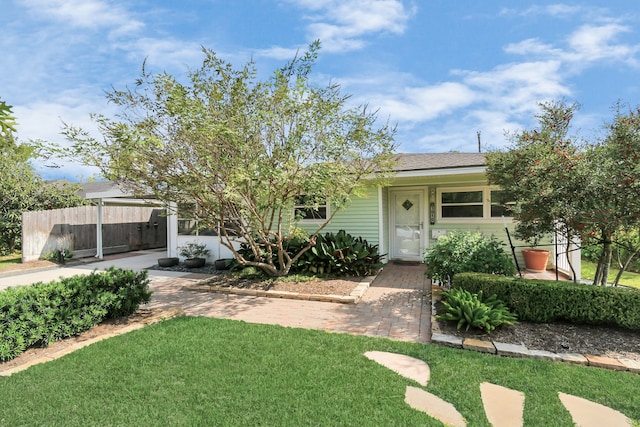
2, 0, 639, 181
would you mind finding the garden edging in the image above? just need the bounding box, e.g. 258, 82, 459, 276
182, 277, 373, 304
429, 290, 640, 374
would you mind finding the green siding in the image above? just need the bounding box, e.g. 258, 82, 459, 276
324, 187, 380, 244
298, 171, 556, 270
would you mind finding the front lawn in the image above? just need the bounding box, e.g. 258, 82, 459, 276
1, 317, 639, 426
582, 259, 640, 290
0, 253, 20, 272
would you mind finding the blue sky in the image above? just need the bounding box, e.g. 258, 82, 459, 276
2, 1, 639, 180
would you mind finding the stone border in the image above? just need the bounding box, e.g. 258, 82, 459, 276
0, 307, 185, 377
430, 289, 640, 374
182, 277, 373, 304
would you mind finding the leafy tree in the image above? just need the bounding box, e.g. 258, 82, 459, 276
0, 100, 17, 138
486, 101, 586, 281
0, 99, 86, 254
50, 42, 396, 276
587, 105, 640, 285
486, 101, 640, 285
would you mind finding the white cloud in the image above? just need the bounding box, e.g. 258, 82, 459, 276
567, 23, 639, 65
120, 38, 204, 72
500, 4, 584, 18
13, 93, 110, 180
18, 0, 144, 36
284, 0, 414, 52
376, 82, 476, 122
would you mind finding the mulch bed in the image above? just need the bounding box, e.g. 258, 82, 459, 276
432, 300, 640, 361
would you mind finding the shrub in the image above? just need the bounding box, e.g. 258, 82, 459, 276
0, 267, 152, 361
452, 272, 640, 329
179, 242, 210, 259
424, 230, 516, 285
437, 288, 517, 334
234, 230, 384, 277
42, 248, 73, 264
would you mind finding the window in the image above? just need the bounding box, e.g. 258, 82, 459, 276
441, 190, 483, 218
490, 190, 514, 218
293, 196, 328, 221
177, 203, 217, 236
437, 187, 513, 221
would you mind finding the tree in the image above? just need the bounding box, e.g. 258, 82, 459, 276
0, 99, 17, 138
486, 101, 587, 282
54, 42, 397, 276
0, 99, 86, 254
587, 104, 640, 285
486, 100, 640, 285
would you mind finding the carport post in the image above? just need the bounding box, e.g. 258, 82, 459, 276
96, 199, 104, 259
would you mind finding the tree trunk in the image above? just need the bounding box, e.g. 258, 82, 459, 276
595, 237, 613, 286
565, 238, 577, 283
612, 247, 640, 286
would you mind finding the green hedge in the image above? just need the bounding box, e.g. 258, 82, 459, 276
0, 267, 152, 361
452, 272, 640, 330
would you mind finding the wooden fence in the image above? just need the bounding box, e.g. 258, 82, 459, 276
22, 205, 167, 262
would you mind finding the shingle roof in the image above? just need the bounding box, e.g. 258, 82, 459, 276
78, 181, 123, 198
390, 153, 486, 172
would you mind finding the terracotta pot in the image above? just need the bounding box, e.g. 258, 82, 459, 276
521, 249, 550, 272
184, 258, 206, 268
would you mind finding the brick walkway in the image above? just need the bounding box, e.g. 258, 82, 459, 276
145, 262, 432, 343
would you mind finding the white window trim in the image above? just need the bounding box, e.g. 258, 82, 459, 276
293, 200, 330, 223
437, 186, 513, 223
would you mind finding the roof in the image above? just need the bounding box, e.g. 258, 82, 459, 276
78, 181, 126, 198
390, 153, 486, 172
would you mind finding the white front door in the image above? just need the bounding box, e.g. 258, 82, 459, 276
390, 190, 424, 260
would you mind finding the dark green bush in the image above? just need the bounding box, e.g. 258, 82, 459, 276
452, 272, 640, 329
0, 267, 151, 361
424, 230, 516, 285
234, 230, 384, 277
437, 288, 517, 334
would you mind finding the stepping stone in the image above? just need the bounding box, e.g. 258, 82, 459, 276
559, 392, 632, 427
405, 386, 466, 427
480, 382, 525, 427
364, 351, 430, 386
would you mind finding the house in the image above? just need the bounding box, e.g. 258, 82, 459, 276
75, 153, 579, 279
167, 152, 579, 280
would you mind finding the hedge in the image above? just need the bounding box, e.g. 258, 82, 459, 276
452, 272, 640, 330
0, 267, 152, 361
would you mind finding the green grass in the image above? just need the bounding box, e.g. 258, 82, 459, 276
1, 317, 639, 426
0, 253, 20, 272
582, 259, 640, 289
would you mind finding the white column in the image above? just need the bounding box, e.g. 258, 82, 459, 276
96, 199, 104, 259
166, 202, 178, 257
378, 185, 386, 263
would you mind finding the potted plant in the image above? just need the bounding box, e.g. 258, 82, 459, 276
157, 256, 179, 267
516, 226, 550, 272
521, 247, 550, 272
214, 258, 232, 270
179, 242, 211, 268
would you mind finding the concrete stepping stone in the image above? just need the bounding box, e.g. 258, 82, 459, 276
480, 382, 525, 427
558, 392, 632, 427
405, 386, 466, 427
364, 351, 430, 386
